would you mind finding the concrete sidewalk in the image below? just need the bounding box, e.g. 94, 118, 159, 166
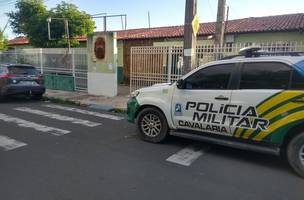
44, 85, 130, 111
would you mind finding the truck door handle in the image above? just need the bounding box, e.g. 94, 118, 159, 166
215, 95, 229, 101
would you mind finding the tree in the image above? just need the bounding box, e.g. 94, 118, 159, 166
8, 0, 48, 47
0, 31, 8, 50
8, 0, 94, 48
49, 2, 94, 47
0, 22, 9, 50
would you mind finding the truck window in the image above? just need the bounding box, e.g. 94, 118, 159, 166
184, 64, 234, 90
240, 62, 291, 90
291, 70, 304, 90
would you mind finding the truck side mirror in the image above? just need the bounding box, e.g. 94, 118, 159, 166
176, 79, 184, 89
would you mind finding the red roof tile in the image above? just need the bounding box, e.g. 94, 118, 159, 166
8, 13, 304, 45
74, 35, 87, 42
8, 36, 87, 46
116, 13, 304, 40
8, 36, 29, 45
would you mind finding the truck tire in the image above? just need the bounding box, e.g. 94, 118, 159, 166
286, 132, 304, 178
136, 107, 169, 143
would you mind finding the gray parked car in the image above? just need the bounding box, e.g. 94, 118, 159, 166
0, 64, 45, 99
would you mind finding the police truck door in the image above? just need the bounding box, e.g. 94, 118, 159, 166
231, 61, 296, 142
172, 63, 237, 136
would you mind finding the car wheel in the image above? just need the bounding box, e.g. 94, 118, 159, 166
136, 107, 169, 143
286, 132, 304, 178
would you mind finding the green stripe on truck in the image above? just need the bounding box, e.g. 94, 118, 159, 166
127, 97, 140, 123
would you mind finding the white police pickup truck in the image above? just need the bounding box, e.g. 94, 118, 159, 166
127, 47, 304, 177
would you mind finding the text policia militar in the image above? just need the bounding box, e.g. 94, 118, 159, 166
178, 101, 269, 134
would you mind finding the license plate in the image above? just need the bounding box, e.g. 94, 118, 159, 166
19, 81, 38, 86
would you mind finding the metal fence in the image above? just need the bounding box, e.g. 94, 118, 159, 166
0, 48, 88, 91
130, 41, 304, 92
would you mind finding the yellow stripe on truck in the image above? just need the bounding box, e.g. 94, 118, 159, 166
241, 91, 303, 139
263, 102, 302, 122
254, 110, 304, 141
234, 128, 243, 138
256, 92, 301, 115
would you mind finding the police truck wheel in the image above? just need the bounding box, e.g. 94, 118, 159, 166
286, 132, 304, 178
137, 107, 169, 143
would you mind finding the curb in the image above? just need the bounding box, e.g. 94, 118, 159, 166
43, 95, 127, 114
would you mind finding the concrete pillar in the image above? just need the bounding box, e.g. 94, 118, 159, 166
87, 32, 118, 97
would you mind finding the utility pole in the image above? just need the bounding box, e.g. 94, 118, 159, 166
214, 0, 226, 46
47, 17, 71, 52
148, 11, 151, 29
64, 19, 71, 52
0, 21, 9, 39
103, 16, 107, 32
224, 5, 229, 33
1, 21, 9, 34
183, 0, 197, 74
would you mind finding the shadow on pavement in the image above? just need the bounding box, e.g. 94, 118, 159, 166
162, 135, 295, 176
0, 95, 43, 104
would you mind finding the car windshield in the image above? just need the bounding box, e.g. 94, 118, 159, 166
8, 66, 38, 75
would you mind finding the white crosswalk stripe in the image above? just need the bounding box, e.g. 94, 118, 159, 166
166, 145, 207, 166
44, 104, 124, 120
0, 135, 27, 151
0, 113, 70, 136
14, 107, 101, 127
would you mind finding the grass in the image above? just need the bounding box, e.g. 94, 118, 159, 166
42, 96, 82, 106
111, 108, 127, 114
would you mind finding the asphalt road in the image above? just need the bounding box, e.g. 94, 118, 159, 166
0, 99, 303, 200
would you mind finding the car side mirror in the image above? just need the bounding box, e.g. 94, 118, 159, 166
176, 79, 184, 89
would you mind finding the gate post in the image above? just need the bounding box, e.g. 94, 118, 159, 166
87, 32, 118, 97
14, 48, 18, 64
39, 48, 43, 74
71, 48, 76, 90
167, 47, 173, 83
130, 47, 133, 94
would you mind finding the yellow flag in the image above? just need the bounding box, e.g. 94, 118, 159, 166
192, 15, 199, 35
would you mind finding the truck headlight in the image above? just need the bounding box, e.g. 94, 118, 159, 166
130, 90, 140, 98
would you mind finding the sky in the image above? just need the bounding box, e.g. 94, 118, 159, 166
0, 0, 304, 39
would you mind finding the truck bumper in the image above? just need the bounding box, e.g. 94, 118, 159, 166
127, 97, 140, 123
